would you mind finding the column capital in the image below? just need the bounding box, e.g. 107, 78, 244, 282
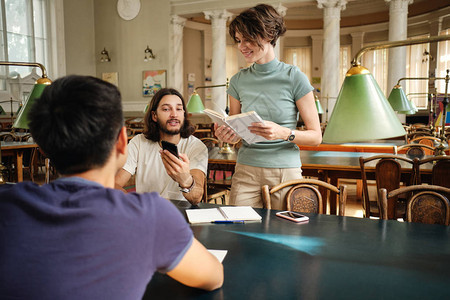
203, 9, 233, 25
170, 15, 187, 27
350, 31, 365, 39
317, 0, 347, 10
275, 3, 287, 17
385, 0, 413, 12
310, 34, 323, 41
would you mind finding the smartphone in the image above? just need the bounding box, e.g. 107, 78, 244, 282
161, 140, 179, 158
276, 211, 309, 223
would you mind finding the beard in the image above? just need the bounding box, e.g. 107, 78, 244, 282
158, 118, 184, 135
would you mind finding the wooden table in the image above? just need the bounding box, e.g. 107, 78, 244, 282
208, 148, 433, 215
298, 140, 405, 153
144, 200, 450, 299
1, 141, 39, 182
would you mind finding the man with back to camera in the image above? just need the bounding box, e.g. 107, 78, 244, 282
115, 88, 207, 205
0, 75, 223, 299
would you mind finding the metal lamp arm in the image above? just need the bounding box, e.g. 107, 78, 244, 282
351, 35, 450, 67
396, 77, 446, 86
0, 61, 48, 79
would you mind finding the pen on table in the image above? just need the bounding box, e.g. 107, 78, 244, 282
211, 220, 245, 224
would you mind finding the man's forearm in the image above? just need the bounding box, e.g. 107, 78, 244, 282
182, 170, 205, 205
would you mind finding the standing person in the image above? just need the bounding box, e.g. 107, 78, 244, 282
115, 88, 207, 205
215, 4, 322, 209
0, 76, 223, 299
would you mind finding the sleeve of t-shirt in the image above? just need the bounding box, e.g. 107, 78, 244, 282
187, 139, 208, 175
290, 66, 314, 101
149, 195, 194, 273
122, 135, 139, 175
227, 73, 240, 101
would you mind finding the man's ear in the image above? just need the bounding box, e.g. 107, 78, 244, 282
116, 126, 127, 155
151, 111, 157, 122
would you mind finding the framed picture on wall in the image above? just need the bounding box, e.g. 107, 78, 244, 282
102, 72, 119, 86
143, 70, 166, 97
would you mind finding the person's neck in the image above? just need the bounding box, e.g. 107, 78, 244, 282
159, 132, 181, 144
66, 162, 118, 189
255, 49, 275, 65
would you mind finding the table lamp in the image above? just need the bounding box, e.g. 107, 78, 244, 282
187, 79, 229, 114
186, 91, 205, 113
389, 76, 446, 118
0, 61, 51, 184
314, 95, 324, 114
322, 34, 450, 143
387, 85, 415, 114
188, 80, 233, 154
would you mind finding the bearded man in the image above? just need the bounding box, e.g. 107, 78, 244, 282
115, 88, 207, 205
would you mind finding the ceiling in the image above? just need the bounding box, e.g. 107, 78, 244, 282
183, 0, 446, 30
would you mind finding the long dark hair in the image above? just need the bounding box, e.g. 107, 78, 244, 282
143, 88, 195, 142
229, 4, 286, 49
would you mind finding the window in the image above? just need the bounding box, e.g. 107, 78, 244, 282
340, 45, 351, 84
405, 34, 429, 109
437, 29, 450, 93
361, 48, 389, 95
0, 0, 49, 91
284, 47, 312, 82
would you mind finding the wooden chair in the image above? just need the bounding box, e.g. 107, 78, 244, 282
378, 185, 450, 225
0, 132, 16, 142
395, 143, 435, 158
410, 135, 440, 145
359, 155, 415, 219
262, 179, 347, 216
200, 137, 232, 204
194, 123, 214, 139
414, 156, 450, 188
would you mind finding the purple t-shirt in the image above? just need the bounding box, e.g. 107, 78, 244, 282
0, 177, 193, 300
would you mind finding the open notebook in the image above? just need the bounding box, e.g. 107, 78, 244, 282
186, 206, 262, 224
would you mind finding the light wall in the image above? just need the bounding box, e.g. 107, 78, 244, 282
63, 0, 96, 77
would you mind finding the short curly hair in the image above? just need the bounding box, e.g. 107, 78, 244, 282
229, 4, 286, 49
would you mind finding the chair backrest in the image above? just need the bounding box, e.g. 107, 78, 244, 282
200, 137, 220, 150
379, 185, 450, 225
0, 132, 16, 142
262, 179, 347, 216
395, 143, 435, 158
359, 154, 414, 219
414, 156, 450, 188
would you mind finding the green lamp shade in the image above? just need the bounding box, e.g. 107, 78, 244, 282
315, 99, 324, 114
387, 86, 414, 113
398, 100, 418, 115
187, 93, 205, 113
0, 105, 5, 115
13, 83, 47, 129
322, 70, 406, 143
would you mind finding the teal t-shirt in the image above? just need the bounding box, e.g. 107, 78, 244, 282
227, 58, 313, 168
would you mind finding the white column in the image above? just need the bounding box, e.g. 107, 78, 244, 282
204, 10, 233, 112
169, 15, 186, 94
274, 4, 287, 60
385, 0, 413, 91
385, 0, 413, 123
317, 0, 347, 121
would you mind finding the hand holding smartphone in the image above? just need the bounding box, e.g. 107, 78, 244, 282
276, 211, 309, 223
161, 140, 179, 158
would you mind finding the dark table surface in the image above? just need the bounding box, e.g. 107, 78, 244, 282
143, 201, 450, 299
